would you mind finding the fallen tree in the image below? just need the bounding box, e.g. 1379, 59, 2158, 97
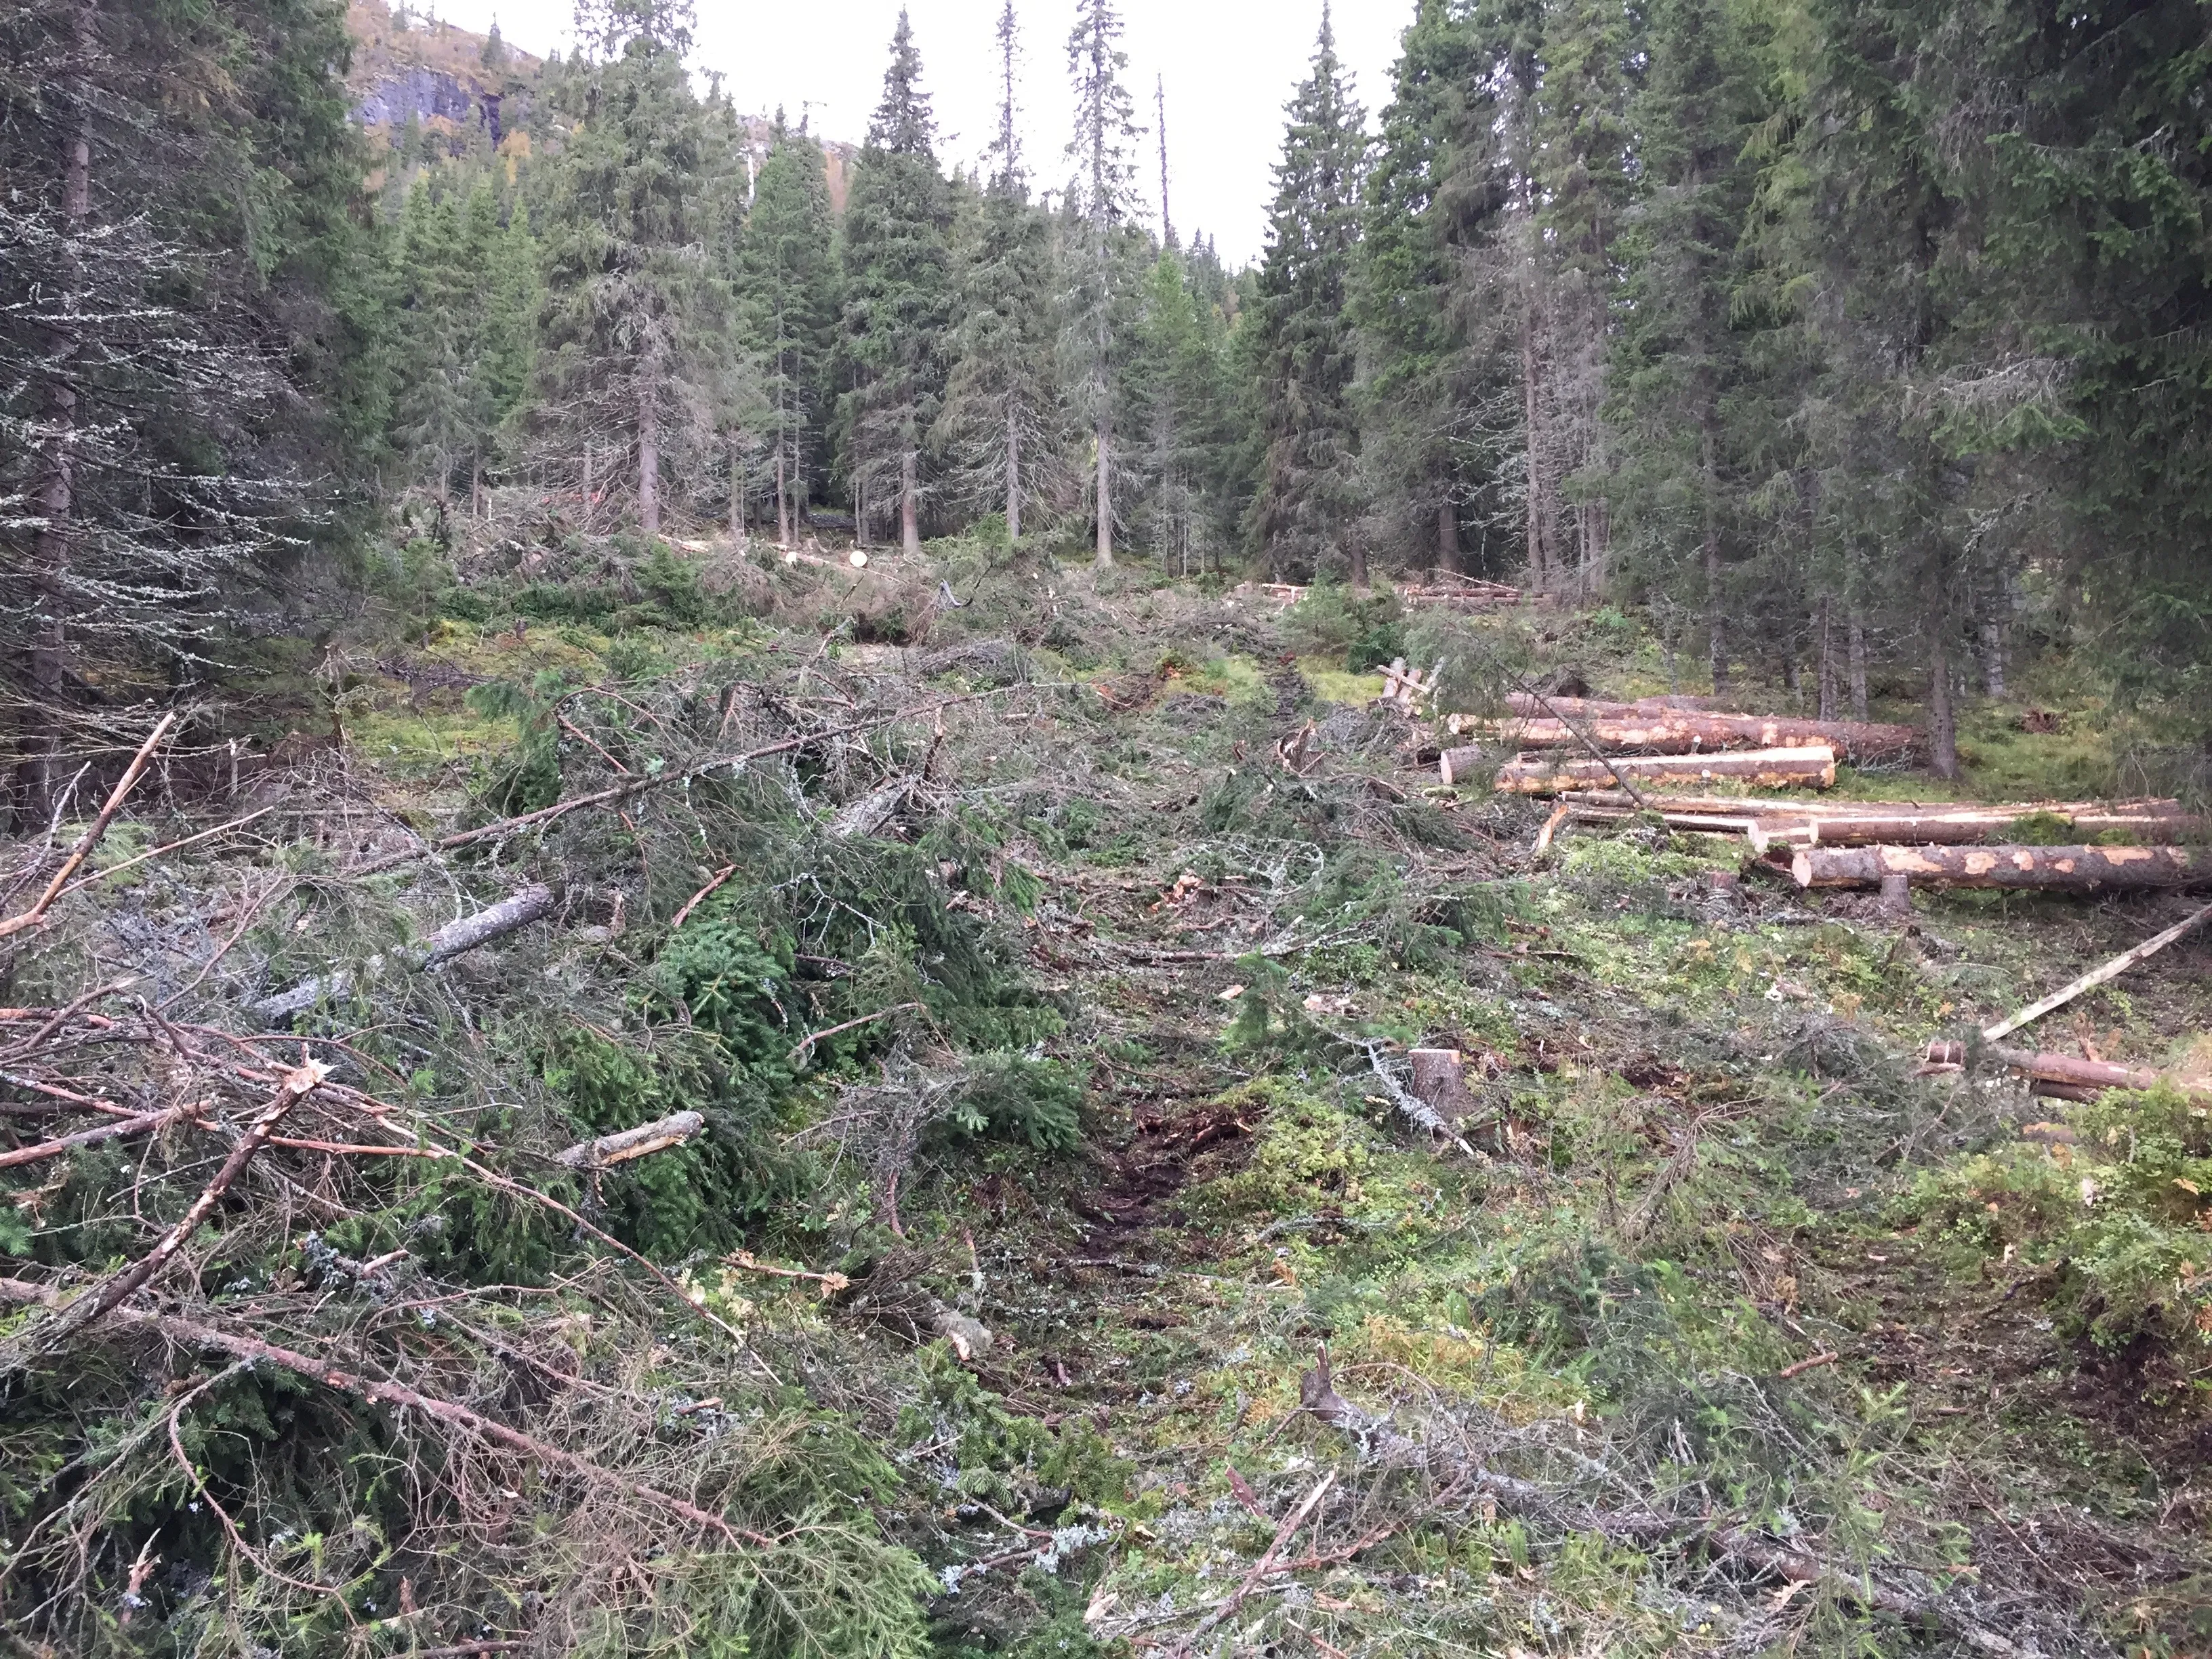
1791, 844, 2212, 892
1925, 1040, 2211, 1102
1466, 708, 1919, 762
1494, 746, 1837, 795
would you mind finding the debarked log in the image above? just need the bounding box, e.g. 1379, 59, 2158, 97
1925, 1040, 2211, 1101
1496, 747, 1836, 796
1469, 711, 1919, 762
1439, 744, 1490, 787
1792, 844, 2212, 892
1748, 808, 2203, 855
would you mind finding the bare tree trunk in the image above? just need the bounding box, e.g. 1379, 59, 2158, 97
773, 449, 790, 546
1848, 611, 1869, 722
1094, 410, 1113, 568
1520, 291, 1549, 593
1929, 626, 1958, 780
1818, 599, 1837, 721
17, 0, 98, 823
729, 442, 743, 541
1437, 497, 1460, 576
900, 447, 920, 558
1006, 407, 1021, 542
1980, 561, 2009, 699
637, 350, 661, 536
1349, 541, 1368, 593
1702, 424, 1727, 696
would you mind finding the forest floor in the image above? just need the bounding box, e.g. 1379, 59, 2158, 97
6, 537, 2209, 1658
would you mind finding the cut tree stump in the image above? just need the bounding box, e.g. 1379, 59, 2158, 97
1793, 844, 2212, 893
1467, 709, 1919, 762
1495, 747, 1837, 796
1409, 1048, 1478, 1124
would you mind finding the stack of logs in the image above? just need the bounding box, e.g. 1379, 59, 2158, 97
1436, 693, 2209, 898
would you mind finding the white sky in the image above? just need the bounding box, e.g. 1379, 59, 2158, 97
411, 0, 1411, 267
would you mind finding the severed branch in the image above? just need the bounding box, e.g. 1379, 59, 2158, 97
0, 714, 177, 943
253, 883, 558, 1021
0, 1103, 188, 1171
555, 1111, 705, 1169
0, 1277, 762, 1549
1982, 899, 2212, 1042
5, 1057, 329, 1365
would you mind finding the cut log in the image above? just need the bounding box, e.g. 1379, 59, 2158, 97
1467, 710, 1919, 762
1438, 744, 1489, 787
1748, 808, 2203, 855
1792, 844, 2212, 892
1496, 747, 1837, 796
554, 1110, 706, 1170
1925, 1040, 2211, 1101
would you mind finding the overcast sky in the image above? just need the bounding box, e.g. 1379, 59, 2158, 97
411, 0, 1410, 267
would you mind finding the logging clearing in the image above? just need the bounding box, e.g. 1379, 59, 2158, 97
1, 547, 2206, 1659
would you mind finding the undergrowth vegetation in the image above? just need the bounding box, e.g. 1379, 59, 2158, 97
2, 544, 2207, 1657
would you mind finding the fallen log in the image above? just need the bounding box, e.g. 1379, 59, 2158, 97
1467, 710, 1919, 762
1496, 746, 1837, 796
1925, 1040, 2211, 1101
1982, 901, 2212, 1042
1792, 844, 2212, 892
1748, 807, 2202, 855
554, 1110, 706, 1169
253, 882, 558, 1021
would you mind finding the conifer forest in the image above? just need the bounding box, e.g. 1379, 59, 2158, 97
5, 0, 2212, 1652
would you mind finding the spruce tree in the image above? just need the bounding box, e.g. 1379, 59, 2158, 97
739, 110, 838, 546
839, 9, 953, 556
935, 3, 1061, 543
1355, 0, 1519, 574
532, 0, 745, 536
1248, 7, 1369, 585
0, 0, 370, 818
1064, 0, 1144, 567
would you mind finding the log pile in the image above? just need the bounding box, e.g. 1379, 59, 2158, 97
1397, 577, 1528, 610
1458, 701, 1921, 762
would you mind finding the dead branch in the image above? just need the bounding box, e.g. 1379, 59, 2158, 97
7, 1057, 329, 1362
0, 1277, 762, 1549
0, 714, 176, 942
0, 1104, 187, 1171
555, 1111, 705, 1169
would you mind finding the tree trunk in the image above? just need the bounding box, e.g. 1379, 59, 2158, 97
1437, 497, 1460, 575
1701, 420, 1727, 695
1847, 610, 1869, 722
1928, 627, 1958, 780
1520, 289, 1549, 593
1349, 540, 1368, 593
1926, 1040, 2209, 1103
1980, 562, 2009, 699
1094, 413, 1113, 568
1469, 710, 1919, 762
728, 442, 743, 541
1818, 600, 1837, 721
17, 0, 98, 823
900, 447, 920, 558
774, 449, 790, 546
1744, 804, 2200, 853
1793, 844, 2209, 892
1006, 406, 1022, 542
637, 351, 661, 536
1494, 746, 1837, 795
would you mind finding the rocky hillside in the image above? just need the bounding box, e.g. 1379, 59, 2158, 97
344, 0, 854, 208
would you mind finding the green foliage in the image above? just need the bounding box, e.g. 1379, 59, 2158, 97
937, 1053, 1084, 1152
466, 672, 568, 815
1282, 584, 1406, 667
1908, 1086, 2212, 1374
